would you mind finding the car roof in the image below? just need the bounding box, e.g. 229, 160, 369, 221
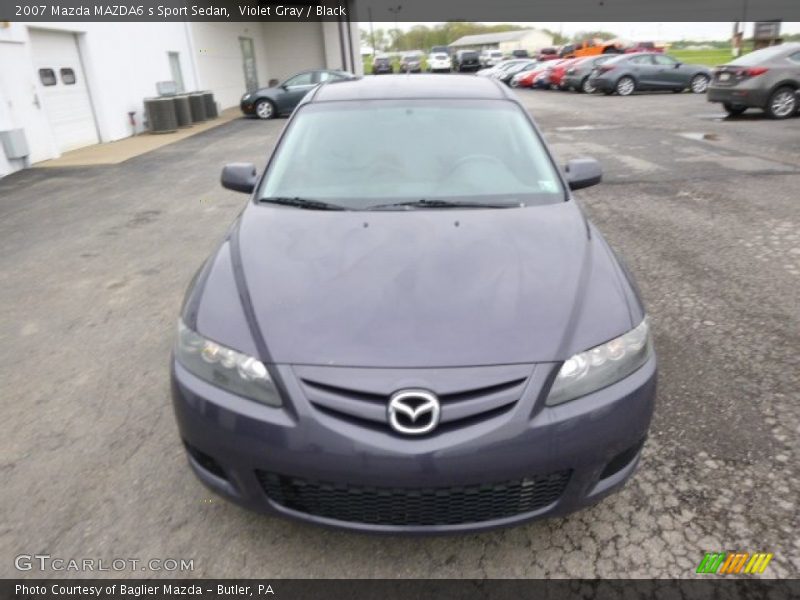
311, 74, 512, 102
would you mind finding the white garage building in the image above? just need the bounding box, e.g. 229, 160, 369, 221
0, 21, 361, 178
449, 29, 553, 55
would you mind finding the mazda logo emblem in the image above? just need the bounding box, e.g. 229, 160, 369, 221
387, 389, 441, 435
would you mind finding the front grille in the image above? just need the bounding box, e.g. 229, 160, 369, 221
256, 470, 571, 526
298, 370, 530, 434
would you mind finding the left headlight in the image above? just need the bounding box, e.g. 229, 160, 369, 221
175, 320, 281, 407
546, 318, 653, 406
241, 93, 251, 102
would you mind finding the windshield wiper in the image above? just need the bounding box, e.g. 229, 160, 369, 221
368, 199, 520, 211
260, 197, 347, 211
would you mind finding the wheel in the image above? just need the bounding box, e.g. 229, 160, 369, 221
580, 77, 595, 94
615, 76, 635, 96
510, 78, 520, 88
254, 99, 275, 120
723, 103, 747, 117
765, 86, 797, 119
690, 74, 710, 94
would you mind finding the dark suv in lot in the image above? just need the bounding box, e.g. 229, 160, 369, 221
372, 56, 393, 75
707, 43, 800, 118
453, 50, 481, 72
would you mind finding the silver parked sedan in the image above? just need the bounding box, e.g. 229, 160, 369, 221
707, 43, 800, 119
564, 55, 615, 93
589, 53, 711, 96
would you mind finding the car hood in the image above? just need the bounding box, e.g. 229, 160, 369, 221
230, 202, 635, 368
253, 86, 281, 98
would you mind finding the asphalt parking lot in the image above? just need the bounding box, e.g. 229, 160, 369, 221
1, 87, 798, 579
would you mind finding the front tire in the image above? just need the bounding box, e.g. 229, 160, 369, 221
615, 76, 635, 96
254, 99, 275, 120
581, 76, 595, 94
765, 86, 797, 119
690, 74, 710, 94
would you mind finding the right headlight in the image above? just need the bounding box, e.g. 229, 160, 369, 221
175, 320, 281, 407
546, 317, 653, 406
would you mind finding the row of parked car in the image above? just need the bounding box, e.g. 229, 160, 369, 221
478, 43, 800, 119
372, 51, 479, 74
480, 53, 711, 95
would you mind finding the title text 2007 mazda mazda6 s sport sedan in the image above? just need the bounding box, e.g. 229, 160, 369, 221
171, 75, 657, 533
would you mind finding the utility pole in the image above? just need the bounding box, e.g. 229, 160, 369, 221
368, 6, 376, 56
734, 0, 750, 57
388, 5, 402, 51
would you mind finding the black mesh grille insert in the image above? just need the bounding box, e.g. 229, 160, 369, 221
256, 470, 571, 526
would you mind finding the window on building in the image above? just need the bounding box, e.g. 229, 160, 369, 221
60, 68, 76, 85
39, 68, 56, 86
168, 52, 185, 93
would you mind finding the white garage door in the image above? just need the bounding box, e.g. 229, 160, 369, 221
28, 29, 99, 153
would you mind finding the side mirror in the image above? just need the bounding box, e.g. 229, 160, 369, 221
221, 163, 257, 194
564, 158, 602, 191
674, 62, 682, 68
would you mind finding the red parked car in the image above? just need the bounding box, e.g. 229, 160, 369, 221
549, 58, 582, 89
512, 63, 553, 88
536, 47, 561, 62
625, 42, 664, 54
511, 64, 545, 88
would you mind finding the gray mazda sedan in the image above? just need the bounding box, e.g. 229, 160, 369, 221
171, 75, 657, 533
707, 43, 800, 118
589, 52, 711, 96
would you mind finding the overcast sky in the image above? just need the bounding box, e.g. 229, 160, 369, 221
367, 22, 800, 42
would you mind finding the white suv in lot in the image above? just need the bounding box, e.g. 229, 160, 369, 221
428, 52, 452, 73
480, 50, 505, 68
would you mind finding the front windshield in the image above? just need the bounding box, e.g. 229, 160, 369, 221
259, 100, 565, 209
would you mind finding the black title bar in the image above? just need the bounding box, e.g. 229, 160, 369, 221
3, 0, 800, 22
3, 579, 800, 600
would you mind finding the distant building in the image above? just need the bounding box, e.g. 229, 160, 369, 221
0, 22, 361, 178
449, 29, 554, 55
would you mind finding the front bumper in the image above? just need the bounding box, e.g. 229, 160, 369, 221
589, 76, 616, 92
533, 75, 551, 89
171, 354, 657, 534
239, 99, 256, 115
